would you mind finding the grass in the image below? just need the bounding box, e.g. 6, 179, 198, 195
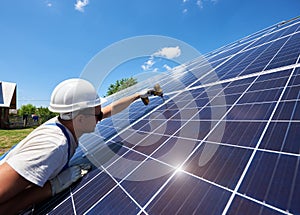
0, 127, 34, 155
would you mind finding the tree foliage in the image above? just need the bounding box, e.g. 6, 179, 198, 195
106, 77, 137, 96
18, 104, 36, 116
36, 106, 58, 123
17, 104, 58, 124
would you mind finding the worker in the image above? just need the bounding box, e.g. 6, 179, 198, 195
0, 78, 162, 214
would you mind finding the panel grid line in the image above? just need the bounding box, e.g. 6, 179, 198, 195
167, 63, 300, 97
185, 32, 265, 89
119, 127, 300, 159
138, 31, 299, 215
83, 164, 147, 215
204, 20, 299, 65
80, 67, 237, 212
184, 169, 292, 215
35, 18, 300, 215
222, 52, 300, 214
139, 61, 268, 214
70, 189, 77, 215
240, 29, 300, 58
118, 139, 296, 215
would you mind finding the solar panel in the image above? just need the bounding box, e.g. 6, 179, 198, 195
30, 17, 300, 214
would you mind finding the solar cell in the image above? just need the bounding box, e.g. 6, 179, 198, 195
260, 122, 300, 154
238, 152, 300, 213
147, 172, 231, 214
29, 17, 300, 214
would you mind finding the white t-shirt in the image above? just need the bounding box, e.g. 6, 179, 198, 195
0, 117, 77, 187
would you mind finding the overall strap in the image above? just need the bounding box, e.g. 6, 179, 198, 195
0, 123, 72, 172
46, 123, 71, 171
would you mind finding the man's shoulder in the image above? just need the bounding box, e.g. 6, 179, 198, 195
26, 117, 68, 144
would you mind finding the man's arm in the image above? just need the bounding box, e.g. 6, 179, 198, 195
0, 162, 90, 214
101, 85, 163, 119
0, 162, 52, 214
0, 181, 52, 214
102, 93, 140, 118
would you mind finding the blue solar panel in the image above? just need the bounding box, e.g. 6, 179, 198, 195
29, 17, 300, 214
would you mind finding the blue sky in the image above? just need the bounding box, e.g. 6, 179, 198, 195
0, 0, 299, 108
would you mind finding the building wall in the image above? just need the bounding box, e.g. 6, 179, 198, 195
0, 108, 9, 129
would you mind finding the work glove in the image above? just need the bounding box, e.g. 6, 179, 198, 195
139, 84, 163, 105
50, 164, 91, 196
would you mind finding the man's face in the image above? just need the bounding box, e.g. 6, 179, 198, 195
74, 105, 102, 134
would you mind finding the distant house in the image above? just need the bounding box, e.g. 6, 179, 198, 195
0, 81, 16, 129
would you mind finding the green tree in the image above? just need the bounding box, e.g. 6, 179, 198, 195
18, 104, 36, 117
106, 77, 137, 96
18, 104, 58, 124
36, 106, 58, 124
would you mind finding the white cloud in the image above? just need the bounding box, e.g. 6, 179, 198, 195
163, 64, 172, 72
141, 46, 181, 72
153, 46, 181, 59
196, 0, 203, 9
152, 68, 159, 73
141, 58, 155, 71
182, 0, 218, 12
45, 1, 52, 7
75, 0, 89, 12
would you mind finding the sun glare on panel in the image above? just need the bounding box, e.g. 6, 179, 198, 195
175, 165, 184, 174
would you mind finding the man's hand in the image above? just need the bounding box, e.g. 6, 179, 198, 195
49, 164, 91, 196
139, 84, 163, 105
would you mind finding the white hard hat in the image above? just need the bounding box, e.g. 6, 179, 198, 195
49, 78, 101, 113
